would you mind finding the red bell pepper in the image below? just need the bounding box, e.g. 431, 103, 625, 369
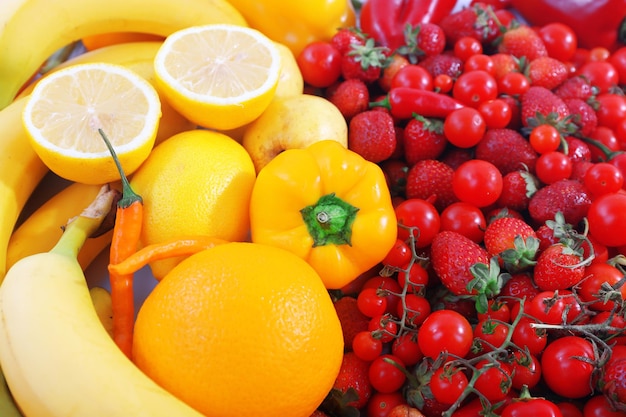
511, 0, 626, 51
359, 0, 458, 51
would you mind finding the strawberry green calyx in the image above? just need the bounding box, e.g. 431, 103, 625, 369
300, 193, 359, 247
468, 257, 511, 314
347, 38, 390, 71
499, 235, 539, 273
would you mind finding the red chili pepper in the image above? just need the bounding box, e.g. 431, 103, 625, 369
511, 0, 626, 51
371, 87, 465, 120
359, 0, 457, 51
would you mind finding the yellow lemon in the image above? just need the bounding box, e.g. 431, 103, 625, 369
130, 129, 256, 279
154, 24, 281, 131
133, 241, 344, 417
22, 62, 161, 185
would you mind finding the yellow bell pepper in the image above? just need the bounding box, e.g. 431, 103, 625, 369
226, 0, 356, 56
249, 140, 398, 290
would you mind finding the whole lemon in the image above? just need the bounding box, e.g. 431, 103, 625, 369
133, 242, 344, 417
130, 129, 256, 279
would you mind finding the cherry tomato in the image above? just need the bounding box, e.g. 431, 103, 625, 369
296, 41, 342, 88
453, 70, 498, 107
583, 394, 626, 417
529, 124, 561, 154
363, 276, 402, 316
439, 201, 487, 243
609, 46, 626, 85
478, 98, 512, 129
473, 318, 509, 353
595, 94, 626, 131
538, 22, 578, 62
464, 54, 495, 74
577, 61, 619, 94
417, 309, 473, 359
391, 64, 433, 91
358, 287, 388, 318
498, 72, 530, 96
429, 363, 469, 405
527, 290, 583, 325
352, 330, 383, 362
477, 299, 511, 323
454, 36, 483, 61
557, 402, 584, 417
452, 159, 503, 207
382, 239, 412, 269
444, 107, 487, 148
589, 126, 620, 162
397, 293, 431, 327
391, 333, 423, 366
588, 192, 626, 247
501, 396, 562, 417
510, 350, 542, 390
541, 336, 596, 399
584, 162, 624, 197
367, 391, 407, 417
511, 317, 548, 356
394, 198, 441, 247
368, 314, 399, 343
535, 151, 572, 184
369, 354, 406, 394
397, 262, 429, 293
434, 74, 453, 93
473, 359, 512, 402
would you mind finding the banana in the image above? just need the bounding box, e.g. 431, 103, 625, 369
0, 186, 205, 417
7, 182, 114, 272
0, 0, 247, 109
90, 286, 114, 339
0, 369, 22, 417
0, 97, 48, 284
0, 41, 196, 282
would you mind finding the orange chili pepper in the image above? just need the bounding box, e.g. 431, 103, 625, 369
100, 129, 143, 359
108, 235, 228, 277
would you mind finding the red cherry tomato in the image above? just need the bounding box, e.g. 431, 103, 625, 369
296, 41, 342, 88
452, 159, 503, 207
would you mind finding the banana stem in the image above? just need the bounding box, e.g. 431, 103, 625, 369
50, 185, 116, 258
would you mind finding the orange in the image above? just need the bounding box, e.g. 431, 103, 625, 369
133, 242, 344, 417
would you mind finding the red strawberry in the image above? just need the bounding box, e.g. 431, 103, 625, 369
309, 410, 331, 417
601, 358, 626, 411
439, 3, 501, 47
331, 27, 367, 55
439, 147, 474, 170
483, 216, 539, 273
341, 38, 389, 83
418, 52, 464, 79
500, 272, 540, 310
348, 110, 396, 163
496, 169, 539, 212
565, 136, 592, 163
497, 24, 548, 61
430, 230, 491, 296
554, 75, 597, 101
332, 352, 373, 410
526, 56, 568, 89
491, 52, 520, 80
475, 128, 539, 175
532, 243, 586, 291
528, 179, 592, 226
405, 159, 458, 211
397, 23, 446, 63
403, 115, 447, 165
520, 86, 571, 128
326, 78, 370, 120
333, 296, 370, 352
564, 97, 598, 137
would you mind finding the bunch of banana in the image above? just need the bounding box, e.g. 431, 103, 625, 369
0, 0, 248, 109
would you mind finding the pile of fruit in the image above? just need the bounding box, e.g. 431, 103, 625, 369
2, 0, 626, 416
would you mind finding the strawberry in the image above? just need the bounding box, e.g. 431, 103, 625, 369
331, 27, 367, 55
474, 128, 539, 175
331, 352, 373, 410
430, 230, 491, 297
418, 52, 464, 79
379, 54, 410, 92
520, 85, 571, 128
499, 272, 540, 310
405, 159, 458, 211
309, 410, 331, 417
527, 179, 592, 226
554, 75, 597, 101
483, 216, 539, 273
490, 52, 520, 80
326, 78, 370, 120
525, 56, 568, 89
565, 136, 592, 163
563, 97, 598, 137
496, 169, 539, 212
403, 115, 447, 165
381, 158, 409, 197
439, 147, 474, 170
348, 110, 396, 163
601, 358, 626, 411
497, 24, 548, 61
341, 37, 389, 83
333, 296, 370, 352
439, 3, 501, 47
532, 242, 586, 291
397, 23, 446, 64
